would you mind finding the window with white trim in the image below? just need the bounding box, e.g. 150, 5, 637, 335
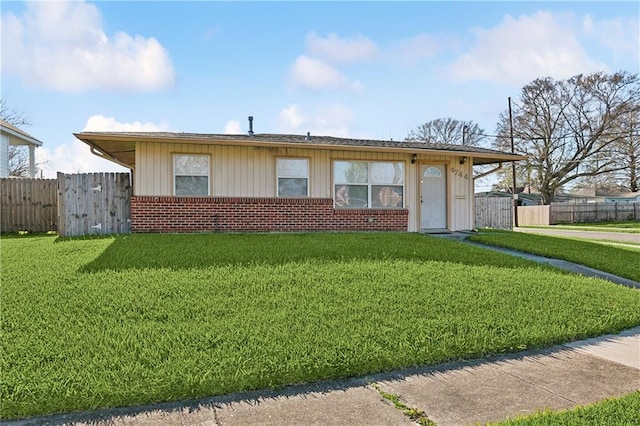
277, 158, 309, 197
174, 154, 210, 196
334, 161, 404, 208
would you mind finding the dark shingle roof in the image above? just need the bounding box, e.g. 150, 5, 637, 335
75, 131, 525, 169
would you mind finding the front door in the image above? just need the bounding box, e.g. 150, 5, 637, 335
420, 164, 447, 230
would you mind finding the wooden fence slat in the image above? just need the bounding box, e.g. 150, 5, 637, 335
475, 196, 513, 229
0, 178, 58, 233
55, 172, 131, 237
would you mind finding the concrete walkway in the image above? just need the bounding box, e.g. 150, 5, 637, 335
7, 328, 639, 426
513, 227, 640, 243
464, 240, 640, 289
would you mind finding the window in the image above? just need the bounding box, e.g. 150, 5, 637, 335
334, 161, 404, 208
174, 154, 210, 196
277, 158, 308, 197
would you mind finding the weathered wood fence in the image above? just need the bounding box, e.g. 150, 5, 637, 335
517, 206, 550, 226
475, 196, 512, 229
475, 197, 639, 227
57, 173, 131, 237
550, 203, 639, 224
0, 178, 58, 232
1, 173, 131, 236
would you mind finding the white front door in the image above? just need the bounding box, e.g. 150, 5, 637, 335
420, 164, 447, 229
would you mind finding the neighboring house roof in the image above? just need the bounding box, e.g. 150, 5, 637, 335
74, 131, 526, 170
0, 119, 43, 146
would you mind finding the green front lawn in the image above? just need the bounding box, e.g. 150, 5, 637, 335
491, 391, 640, 425
469, 230, 640, 282
2, 233, 640, 419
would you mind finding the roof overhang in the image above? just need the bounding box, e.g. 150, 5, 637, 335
74, 132, 526, 169
1, 124, 43, 147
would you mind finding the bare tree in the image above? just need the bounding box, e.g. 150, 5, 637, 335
406, 117, 485, 146
8, 146, 32, 177
0, 99, 31, 128
493, 71, 640, 204
611, 109, 640, 192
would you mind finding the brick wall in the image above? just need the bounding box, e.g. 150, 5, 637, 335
131, 196, 408, 233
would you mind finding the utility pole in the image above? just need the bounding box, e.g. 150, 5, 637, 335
508, 97, 518, 227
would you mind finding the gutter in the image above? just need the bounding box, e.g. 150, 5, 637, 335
73, 132, 526, 164
473, 162, 503, 180
89, 144, 133, 171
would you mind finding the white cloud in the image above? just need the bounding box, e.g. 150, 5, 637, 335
223, 120, 242, 134
290, 55, 363, 91
1, 1, 175, 92
83, 115, 169, 132
278, 105, 309, 132
278, 104, 353, 137
36, 139, 129, 178
36, 115, 168, 178
449, 11, 607, 84
582, 14, 639, 59
305, 32, 379, 64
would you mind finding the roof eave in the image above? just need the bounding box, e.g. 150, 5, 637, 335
74, 132, 525, 167
1, 126, 43, 146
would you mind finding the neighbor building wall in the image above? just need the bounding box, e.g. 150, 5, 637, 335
133, 141, 475, 232
0, 134, 8, 177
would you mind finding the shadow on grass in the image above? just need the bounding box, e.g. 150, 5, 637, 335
79, 232, 547, 273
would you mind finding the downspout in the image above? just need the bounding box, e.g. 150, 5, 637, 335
89, 145, 132, 170
473, 162, 503, 180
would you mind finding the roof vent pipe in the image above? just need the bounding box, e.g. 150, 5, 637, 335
306, 131, 311, 141
248, 116, 254, 136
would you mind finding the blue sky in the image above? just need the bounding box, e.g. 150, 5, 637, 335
1, 1, 638, 190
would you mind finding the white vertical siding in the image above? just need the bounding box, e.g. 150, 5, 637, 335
134, 142, 476, 232
0, 134, 9, 178
447, 157, 474, 231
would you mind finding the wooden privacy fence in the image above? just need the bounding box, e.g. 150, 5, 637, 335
518, 205, 550, 226
550, 202, 639, 224
1, 173, 131, 236
58, 172, 131, 237
475, 196, 512, 229
0, 178, 58, 232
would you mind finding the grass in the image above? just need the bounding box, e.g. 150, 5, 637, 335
470, 230, 640, 282
521, 221, 640, 233
489, 391, 640, 425
371, 383, 434, 425
2, 233, 640, 419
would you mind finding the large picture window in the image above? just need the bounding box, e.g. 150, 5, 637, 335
277, 158, 309, 197
174, 154, 210, 196
334, 161, 404, 208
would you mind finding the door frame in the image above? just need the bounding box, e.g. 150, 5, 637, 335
417, 161, 450, 231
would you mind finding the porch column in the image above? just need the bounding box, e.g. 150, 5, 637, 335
28, 144, 36, 178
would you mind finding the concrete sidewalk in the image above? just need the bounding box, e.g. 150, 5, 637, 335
513, 227, 640, 244
8, 327, 639, 426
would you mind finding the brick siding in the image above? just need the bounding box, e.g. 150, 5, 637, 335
131, 196, 408, 233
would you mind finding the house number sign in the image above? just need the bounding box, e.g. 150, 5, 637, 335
450, 167, 469, 180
